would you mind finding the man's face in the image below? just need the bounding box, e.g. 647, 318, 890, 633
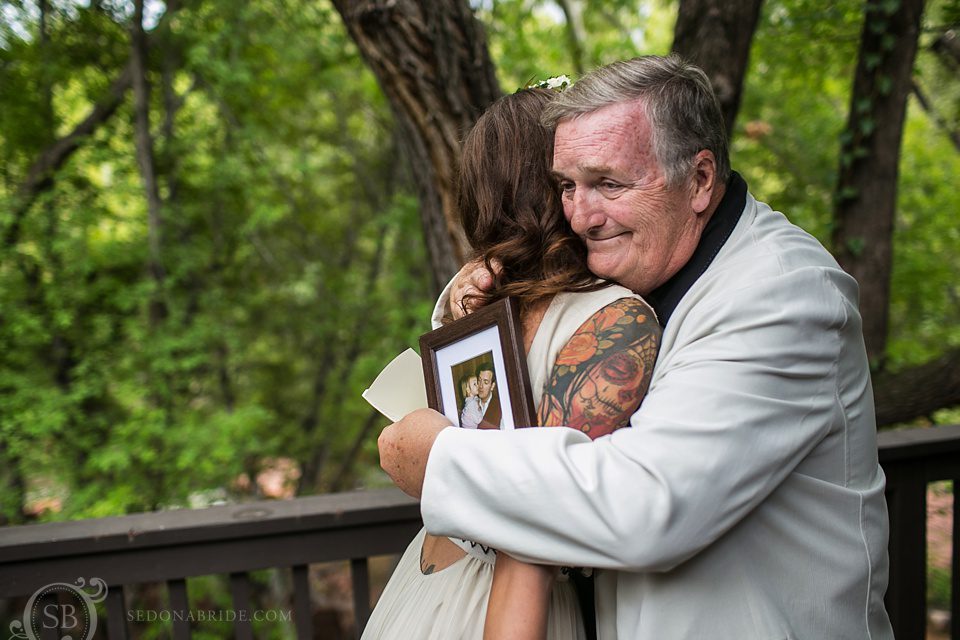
477, 370, 495, 401
552, 100, 703, 295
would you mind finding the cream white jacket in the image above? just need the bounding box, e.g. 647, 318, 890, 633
422, 190, 894, 639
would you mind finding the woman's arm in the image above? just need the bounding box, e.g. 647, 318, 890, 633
483, 297, 660, 639
483, 553, 554, 640
537, 298, 659, 438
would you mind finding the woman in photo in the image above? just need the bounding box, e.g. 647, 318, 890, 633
361, 86, 661, 640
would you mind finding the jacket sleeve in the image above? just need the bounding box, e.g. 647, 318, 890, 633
420, 267, 850, 571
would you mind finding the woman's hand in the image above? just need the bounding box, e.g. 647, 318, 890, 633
449, 258, 502, 320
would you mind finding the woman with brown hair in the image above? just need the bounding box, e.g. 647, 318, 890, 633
361, 87, 661, 640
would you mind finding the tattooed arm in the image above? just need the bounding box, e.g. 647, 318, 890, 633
537, 298, 660, 438
484, 297, 660, 640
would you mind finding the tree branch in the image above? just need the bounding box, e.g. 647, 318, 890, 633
910, 79, 960, 153
932, 28, 960, 71
671, 0, 764, 136
556, 0, 586, 76
4, 0, 186, 249
4, 63, 133, 248
874, 348, 960, 427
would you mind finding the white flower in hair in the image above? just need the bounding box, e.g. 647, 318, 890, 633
544, 75, 572, 90
528, 75, 572, 91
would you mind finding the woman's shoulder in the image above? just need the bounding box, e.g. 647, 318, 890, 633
532, 285, 655, 363
551, 283, 656, 324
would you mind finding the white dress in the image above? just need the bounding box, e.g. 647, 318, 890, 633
361, 285, 643, 640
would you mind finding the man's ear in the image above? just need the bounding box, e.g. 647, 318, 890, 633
690, 150, 717, 215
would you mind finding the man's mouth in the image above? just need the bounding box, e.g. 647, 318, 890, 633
586, 231, 627, 244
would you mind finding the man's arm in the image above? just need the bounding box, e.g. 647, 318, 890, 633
417, 268, 854, 571
378, 408, 449, 498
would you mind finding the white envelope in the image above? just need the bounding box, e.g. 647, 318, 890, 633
361, 348, 428, 422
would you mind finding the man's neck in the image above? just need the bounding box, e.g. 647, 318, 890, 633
647, 172, 747, 326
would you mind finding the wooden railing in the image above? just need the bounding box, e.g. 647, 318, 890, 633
880, 423, 960, 640
0, 424, 957, 639
0, 489, 421, 639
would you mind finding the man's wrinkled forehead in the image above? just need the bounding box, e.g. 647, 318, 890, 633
552, 101, 657, 176
555, 98, 648, 134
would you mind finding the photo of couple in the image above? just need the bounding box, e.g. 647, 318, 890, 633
452, 353, 501, 430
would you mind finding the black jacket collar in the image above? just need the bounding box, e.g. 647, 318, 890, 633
647, 172, 747, 326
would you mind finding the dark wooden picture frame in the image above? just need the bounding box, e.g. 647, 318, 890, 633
419, 297, 538, 430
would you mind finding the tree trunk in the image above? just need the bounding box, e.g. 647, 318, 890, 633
160, 0, 181, 208
557, 0, 587, 76
671, 0, 764, 137
832, 0, 925, 366
130, 0, 167, 325
331, 0, 501, 295
38, 0, 54, 142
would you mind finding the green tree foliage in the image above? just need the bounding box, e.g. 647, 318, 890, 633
1, 0, 958, 527
0, 0, 432, 523
479, 0, 674, 89
735, 0, 960, 376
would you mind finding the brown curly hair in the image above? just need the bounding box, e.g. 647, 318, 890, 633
457, 88, 607, 314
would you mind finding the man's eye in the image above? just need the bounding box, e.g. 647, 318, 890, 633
599, 180, 622, 191
558, 181, 575, 194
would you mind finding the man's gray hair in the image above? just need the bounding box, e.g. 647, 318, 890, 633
542, 55, 730, 187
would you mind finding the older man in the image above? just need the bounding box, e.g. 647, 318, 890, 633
379, 55, 893, 639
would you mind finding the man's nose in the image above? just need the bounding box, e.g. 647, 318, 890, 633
565, 189, 605, 235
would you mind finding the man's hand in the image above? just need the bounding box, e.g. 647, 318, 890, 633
448, 258, 501, 320
378, 408, 453, 498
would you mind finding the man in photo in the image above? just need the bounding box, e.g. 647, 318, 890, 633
475, 363, 501, 430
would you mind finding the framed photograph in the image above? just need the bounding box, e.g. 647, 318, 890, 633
420, 297, 537, 431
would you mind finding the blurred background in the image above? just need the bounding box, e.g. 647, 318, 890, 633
0, 0, 958, 635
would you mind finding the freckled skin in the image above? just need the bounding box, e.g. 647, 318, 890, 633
552, 100, 715, 296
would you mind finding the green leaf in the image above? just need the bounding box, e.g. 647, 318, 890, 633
837, 186, 860, 202
845, 237, 866, 256
881, 0, 900, 16
877, 75, 893, 96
